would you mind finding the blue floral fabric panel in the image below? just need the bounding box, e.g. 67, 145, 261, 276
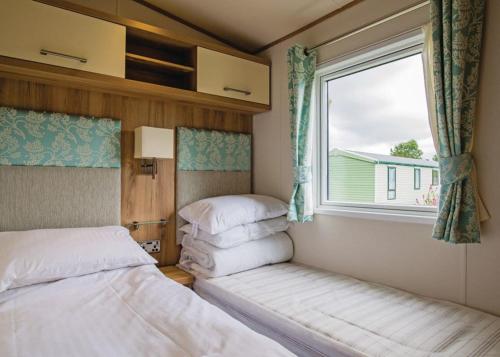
177, 127, 251, 171
0, 106, 121, 168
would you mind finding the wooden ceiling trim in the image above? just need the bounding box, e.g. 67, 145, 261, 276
131, 0, 250, 53
252, 0, 365, 54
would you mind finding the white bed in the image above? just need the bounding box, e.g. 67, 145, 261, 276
194, 263, 500, 357
0, 264, 294, 357
0, 123, 296, 356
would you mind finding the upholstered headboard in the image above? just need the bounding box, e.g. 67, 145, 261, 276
176, 127, 252, 243
0, 106, 121, 231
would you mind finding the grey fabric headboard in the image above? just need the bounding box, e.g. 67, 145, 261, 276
0, 166, 121, 231
176, 127, 252, 243
0, 106, 122, 231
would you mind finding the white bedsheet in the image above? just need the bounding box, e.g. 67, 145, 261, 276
194, 263, 500, 357
0, 264, 294, 357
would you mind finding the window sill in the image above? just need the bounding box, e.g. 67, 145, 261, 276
314, 205, 437, 225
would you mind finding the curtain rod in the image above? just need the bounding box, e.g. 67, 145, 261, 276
305, 0, 430, 54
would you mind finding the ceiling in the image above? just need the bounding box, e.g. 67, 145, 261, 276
145, 0, 355, 53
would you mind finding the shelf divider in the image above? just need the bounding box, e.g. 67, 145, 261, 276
125, 53, 195, 73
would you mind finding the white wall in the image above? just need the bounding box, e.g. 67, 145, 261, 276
466, 0, 500, 315
254, 0, 500, 315
374, 164, 437, 206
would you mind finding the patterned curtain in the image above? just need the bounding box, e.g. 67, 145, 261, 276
430, 0, 489, 243
287, 45, 317, 223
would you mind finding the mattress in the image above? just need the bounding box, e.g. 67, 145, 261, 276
0, 264, 293, 357
194, 263, 500, 357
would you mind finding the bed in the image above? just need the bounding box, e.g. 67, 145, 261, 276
0, 110, 293, 357
171, 126, 500, 356
0, 263, 293, 356
194, 263, 500, 357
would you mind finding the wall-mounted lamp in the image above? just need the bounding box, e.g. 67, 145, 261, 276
134, 126, 173, 179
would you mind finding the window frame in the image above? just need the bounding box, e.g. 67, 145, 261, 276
314, 31, 437, 224
414, 168, 421, 190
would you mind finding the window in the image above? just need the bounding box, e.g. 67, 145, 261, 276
316, 33, 439, 220
414, 168, 421, 190
432, 170, 439, 186
387, 167, 396, 200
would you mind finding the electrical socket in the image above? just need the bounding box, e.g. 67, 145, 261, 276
138, 240, 160, 253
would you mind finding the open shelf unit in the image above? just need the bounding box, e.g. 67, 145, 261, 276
125, 33, 196, 90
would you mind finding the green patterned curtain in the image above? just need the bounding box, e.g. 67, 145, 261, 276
431, 0, 488, 243
287, 45, 317, 223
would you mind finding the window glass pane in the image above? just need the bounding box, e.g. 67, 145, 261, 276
325, 52, 439, 208
432, 170, 439, 185
387, 167, 396, 200
414, 168, 421, 189
388, 167, 396, 190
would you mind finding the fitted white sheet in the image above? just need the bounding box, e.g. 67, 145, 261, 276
194, 263, 500, 357
0, 264, 293, 357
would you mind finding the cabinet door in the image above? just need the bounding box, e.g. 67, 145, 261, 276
0, 0, 125, 78
196, 47, 270, 105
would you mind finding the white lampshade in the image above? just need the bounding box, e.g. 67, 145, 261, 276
134, 126, 174, 159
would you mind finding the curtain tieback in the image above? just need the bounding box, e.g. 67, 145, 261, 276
440, 153, 473, 185
293, 165, 312, 184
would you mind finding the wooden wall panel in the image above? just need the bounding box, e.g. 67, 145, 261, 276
0, 76, 252, 266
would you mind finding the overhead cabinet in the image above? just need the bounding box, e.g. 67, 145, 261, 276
0, 0, 271, 112
196, 47, 270, 105
0, 0, 125, 78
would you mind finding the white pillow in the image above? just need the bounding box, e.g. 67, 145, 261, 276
180, 216, 289, 248
178, 194, 288, 235
0, 226, 157, 293
180, 232, 294, 278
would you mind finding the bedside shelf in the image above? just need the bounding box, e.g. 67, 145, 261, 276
159, 266, 194, 287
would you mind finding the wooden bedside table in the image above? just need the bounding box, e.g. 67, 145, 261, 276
159, 266, 194, 288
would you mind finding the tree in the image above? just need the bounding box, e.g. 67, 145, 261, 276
432, 154, 439, 162
390, 139, 423, 159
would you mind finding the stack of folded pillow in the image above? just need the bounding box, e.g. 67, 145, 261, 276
178, 194, 293, 278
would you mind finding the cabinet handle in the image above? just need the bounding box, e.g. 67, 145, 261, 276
223, 87, 251, 96
40, 49, 87, 63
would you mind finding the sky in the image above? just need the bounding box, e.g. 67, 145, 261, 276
327, 54, 436, 160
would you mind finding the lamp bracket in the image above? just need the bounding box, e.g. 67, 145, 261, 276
140, 158, 158, 179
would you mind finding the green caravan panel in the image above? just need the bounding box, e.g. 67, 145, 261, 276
328, 155, 375, 202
